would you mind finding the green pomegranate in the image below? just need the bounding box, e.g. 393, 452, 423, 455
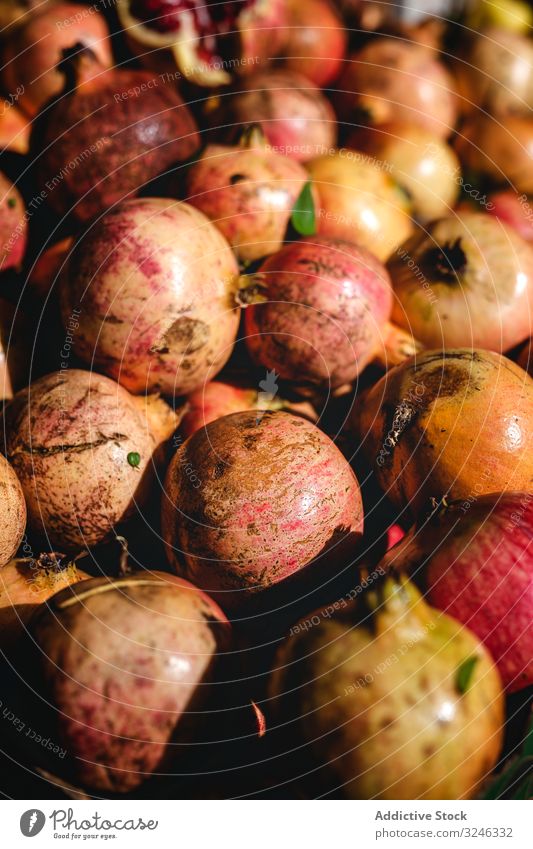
269, 575, 503, 799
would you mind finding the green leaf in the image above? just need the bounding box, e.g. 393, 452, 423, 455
455, 655, 479, 694
127, 451, 141, 468
291, 181, 316, 236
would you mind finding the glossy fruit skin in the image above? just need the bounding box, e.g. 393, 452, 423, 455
32, 48, 199, 223
388, 211, 533, 352
244, 237, 393, 390
185, 138, 312, 263
4, 369, 155, 551
215, 71, 337, 162
0, 453, 26, 568
0, 171, 26, 272
335, 39, 457, 138
488, 191, 533, 241
1, 2, 112, 117
30, 572, 230, 792
455, 114, 533, 195
347, 123, 461, 222
60, 199, 240, 396
162, 410, 363, 610
384, 494, 533, 693
280, 0, 346, 87
307, 151, 413, 260
269, 577, 503, 799
355, 349, 533, 518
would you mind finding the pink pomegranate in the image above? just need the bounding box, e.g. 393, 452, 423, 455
162, 410, 364, 610
488, 191, 533, 242
335, 39, 457, 138
244, 236, 393, 392
30, 572, 230, 792
60, 198, 240, 396
1, 1, 112, 116
118, 0, 288, 86
0, 170, 26, 273
279, 0, 347, 87
212, 70, 337, 162
185, 126, 313, 263
384, 494, 533, 693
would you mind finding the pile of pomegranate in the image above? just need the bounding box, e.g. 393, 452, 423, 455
0, 0, 532, 804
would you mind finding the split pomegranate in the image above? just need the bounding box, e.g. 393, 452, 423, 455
454, 114, 533, 195
335, 39, 457, 138
29, 572, 230, 792
162, 410, 363, 610
384, 494, 533, 693
387, 211, 533, 352
307, 150, 413, 260
0, 453, 26, 568
279, 0, 346, 87
269, 575, 503, 799
4, 369, 156, 551
211, 70, 337, 163
31, 45, 199, 222
185, 126, 313, 263
61, 198, 240, 396
0, 170, 26, 273
244, 236, 393, 392
118, 0, 287, 86
354, 348, 533, 518
1, 2, 112, 117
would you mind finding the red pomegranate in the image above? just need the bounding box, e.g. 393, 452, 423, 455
185, 125, 313, 263
488, 191, 533, 242
244, 236, 393, 392
1, 2, 112, 117
0, 170, 26, 273
31, 45, 199, 223
162, 410, 364, 610
61, 198, 240, 396
279, 0, 347, 87
210, 70, 337, 162
117, 0, 288, 86
384, 494, 533, 693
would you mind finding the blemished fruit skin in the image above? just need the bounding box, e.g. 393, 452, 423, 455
354, 349, 533, 517
0, 452, 26, 568
269, 577, 504, 799
185, 139, 312, 263
61, 199, 240, 396
3, 369, 155, 551
385, 494, 533, 693
388, 212, 533, 352
30, 573, 230, 793
244, 237, 393, 390
162, 410, 364, 610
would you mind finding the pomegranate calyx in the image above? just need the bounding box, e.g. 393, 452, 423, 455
58, 43, 101, 91
422, 238, 468, 283
235, 273, 268, 307
238, 123, 267, 150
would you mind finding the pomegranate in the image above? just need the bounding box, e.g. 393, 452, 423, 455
454, 114, 533, 195
31, 45, 200, 223
0, 0, 43, 35
1, 2, 112, 117
0, 453, 26, 568
279, 0, 346, 87
3, 369, 157, 551
269, 574, 503, 799
162, 410, 363, 611
61, 198, 240, 396
185, 126, 313, 263
0, 552, 89, 650
347, 124, 461, 223
335, 39, 457, 138
384, 494, 533, 693
26, 237, 73, 302
29, 572, 230, 792
454, 28, 533, 117
488, 191, 533, 241
354, 348, 533, 518
387, 211, 533, 352
0, 298, 32, 400
307, 150, 413, 260
0, 170, 27, 273
0, 99, 30, 154
244, 236, 393, 392
117, 0, 287, 86
211, 70, 337, 163
518, 339, 533, 375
